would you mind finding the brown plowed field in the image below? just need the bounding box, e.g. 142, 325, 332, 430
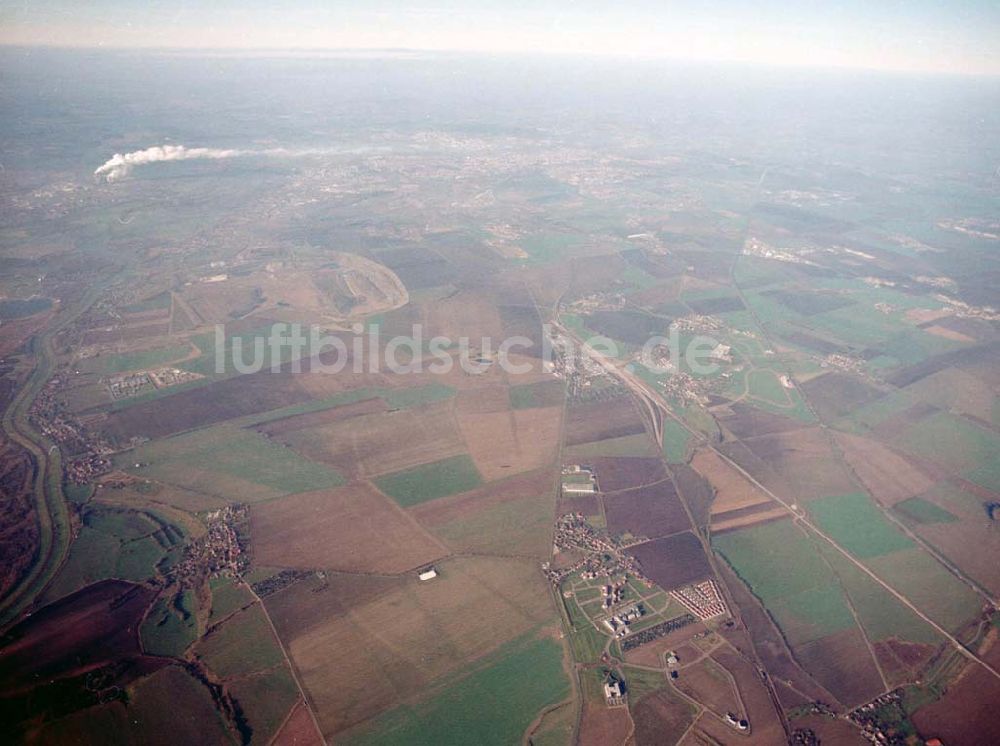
281, 557, 555, 739
631, 687, 696, 746
581, 456, 667, 492
742, 427, 858, 501
264, 573, 406, 643
250, 482, 448, 573
708, 649, 786, 745
565, 397, 647, 446
280, 400, 465, 479
795, 628, 885, 708
675, 657, 741, 717
671, 463, 715, 531
691, 448, 773, 516
604, 480, 691, 539
718, 401, 811, 439
791, 713, 867, 745
456, 390, 561, 480
578, 702, 632, 746
833, 431, 936, 506
102, 368, 314, 442
628, 532, 713, 591
798, 371, 883, 420
0, 580, 155, 694
272, 701, 323, 746
913, 631, 1000, 746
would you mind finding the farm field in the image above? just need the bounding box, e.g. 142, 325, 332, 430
121, 425, 345, 502
344, 635, 569, 746
806, 492, 915, 559
712, 519, 859, 648
603, 480, 692, 539
277, 556, 558, 737
374, 453, 484, 507
411, 468, 557, 557
277, 399, 466, 479
250, 482, 447, 573
628, 532, 713, 590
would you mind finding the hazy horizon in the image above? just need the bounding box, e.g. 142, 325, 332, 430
1, 0, 998, 76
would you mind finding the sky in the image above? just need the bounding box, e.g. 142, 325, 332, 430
1, 1, 998, 75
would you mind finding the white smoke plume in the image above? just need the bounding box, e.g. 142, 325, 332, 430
94, 144, 249, 181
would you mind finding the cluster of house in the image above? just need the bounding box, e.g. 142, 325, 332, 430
543, 512, 644, 587
601, 604, 645, 639
670, 579, 728, 621
170, 504, 249, 587
30, 378, 113, 483
850, 690, 917, 746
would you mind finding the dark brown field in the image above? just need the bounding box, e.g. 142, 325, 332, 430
604, 480, 691, 539
582, 456, 667, 492
628, 532, 713, 591
795, 629, 885, 708
799, 371, 883, 420
675, 657, 741, 717
0, 580, 154, 685
102, 368, 313, 443
913, 632, 1000, 746
564, 397, 647, 446
716, 401, 811, 440
631, 687, 696, 746
670, 463, 715, 531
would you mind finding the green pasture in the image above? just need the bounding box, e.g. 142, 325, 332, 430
375, 454, 483, 507
141, 590, 199, 657
713, 518, 856, 646
892, 497, 958, 526
807, 492, 914, 559
121, 424, 344, 501
349, 635, 569, 746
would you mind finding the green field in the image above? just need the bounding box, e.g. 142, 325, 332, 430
816, 541, 942, 646
196, 603, 283, 679
893, 497, 958, 526
747, 369, 792, 406
807, 492, 915, 559
713, 518, 856, 646
563, 432, 659, 458
80, 344, 191, 375
509, 379, 565, 410
208, 576, 255, 624
226, 665, 300, 744
893, 412, 1000, 473
429, 488, 555, 557
375, 454, 484, 507
564, 596, 606, 663
349, 635, 570, 746
141, 589, 199, 657
866, 549, 982, 633
661, 418, 692, 463
122, 424, 345, 501
41, 507, 180, 602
